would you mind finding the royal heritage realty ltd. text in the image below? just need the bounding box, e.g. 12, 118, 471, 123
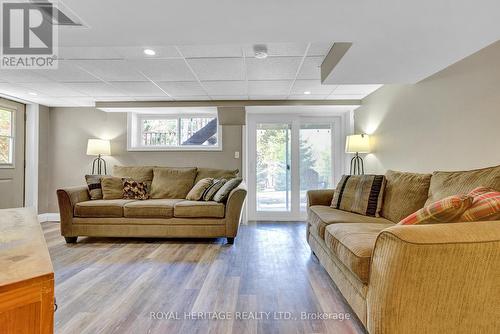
150, 312, 351, 321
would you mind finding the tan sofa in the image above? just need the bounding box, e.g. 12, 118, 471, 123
307, 166, 500, 333
57, 167, 247, 245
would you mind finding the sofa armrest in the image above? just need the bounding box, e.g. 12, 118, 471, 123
306, 189, 335, 207
56, 186, 90, 236
367, 221, 500, 334
224, 182, 247, 237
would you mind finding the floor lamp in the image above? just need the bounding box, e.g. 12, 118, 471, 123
345, 134, 370, 175
87, 139, 111, 175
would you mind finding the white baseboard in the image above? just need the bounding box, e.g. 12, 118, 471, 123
38, 213, 60, 222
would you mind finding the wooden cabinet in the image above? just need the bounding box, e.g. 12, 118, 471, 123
0, 208, 54, 334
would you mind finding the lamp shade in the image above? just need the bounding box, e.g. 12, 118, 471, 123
345, 134, 370, 153
86, 139, 111, 156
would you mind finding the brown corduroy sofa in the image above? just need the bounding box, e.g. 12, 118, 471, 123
57, 166, 247, 245
307, 165, 500, 334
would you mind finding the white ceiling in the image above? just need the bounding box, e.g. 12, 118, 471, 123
1, 0, 500, 106
0, 43, 381, 106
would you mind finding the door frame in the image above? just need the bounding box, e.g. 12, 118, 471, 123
247, 113, 347, 221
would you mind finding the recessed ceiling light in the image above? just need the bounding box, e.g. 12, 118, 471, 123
304, 91, 311, 95
143, 48, 156, 56
253, 44, 268, 59
28, 92, 38, 96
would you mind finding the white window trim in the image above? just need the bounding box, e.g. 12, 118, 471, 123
0, 106, 15, 169
127, 112, 223, 152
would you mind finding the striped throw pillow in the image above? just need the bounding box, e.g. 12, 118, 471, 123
331, 175, 386, 217
460, 187, 500, 222
398, 194, 473, 225
85, 175, 103, 200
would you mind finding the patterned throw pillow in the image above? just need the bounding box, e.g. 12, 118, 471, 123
186, 178, 214, 201
460, 187, 500, 222
123, 179, 149, 200
398, 194, 473, 225
213, 178, 243, 203
331, 175, 386, 217
85, 175, 103, 200
202, 179, 227, 201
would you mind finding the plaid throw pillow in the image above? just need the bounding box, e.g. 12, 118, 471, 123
398, 194, 473, 225
85, 175, 103, 200
123, 179, 149, 200
331, 175, 386, 217
460, 187, 500, 222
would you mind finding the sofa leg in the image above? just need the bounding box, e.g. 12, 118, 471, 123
226, 237, 235, 244
64, 236, 78, 244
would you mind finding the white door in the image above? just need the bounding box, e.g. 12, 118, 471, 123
0, 98, 25, 209
247, 114, 344, 221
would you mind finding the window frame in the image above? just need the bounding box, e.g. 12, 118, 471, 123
127, 112, 223, 152
0, 107, 15, 168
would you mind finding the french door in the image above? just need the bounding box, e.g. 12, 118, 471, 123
247, 114, 343, 220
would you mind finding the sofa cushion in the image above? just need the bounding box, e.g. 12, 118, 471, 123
150, 167, 197, 199
123, 199, 184, 218
113, 165, 154, 192
174, 200, 225, 218
195, 167, 239, 184
74, 199, 135, 218
332, 174, 386, 217
101, 177, 124, 200
308, 205, 393, 240
426, 165, 500, 206
381, 170, 432, 223
324, 223, 393, 284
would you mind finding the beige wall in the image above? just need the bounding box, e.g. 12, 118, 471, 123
46, 107, 242, 212
355, 41, 500, 174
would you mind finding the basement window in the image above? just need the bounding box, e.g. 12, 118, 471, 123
127, 109, 221, 151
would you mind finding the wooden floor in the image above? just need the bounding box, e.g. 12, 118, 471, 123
42, 221, 366, 334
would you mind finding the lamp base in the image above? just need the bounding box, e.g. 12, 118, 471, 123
350, 153, 364, 175
91, 155, 107, 175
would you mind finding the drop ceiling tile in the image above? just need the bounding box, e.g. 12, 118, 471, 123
37, 61, 102, 82
0, 69, 52, 82
297, 57, 323, 80
249, 95, 288, 100
76, 60, 147, 81
59, 47, 121, 60
243, 43, 308, 57
133, 96, 174, 101
0, 82, 37, 98
202, 81, 247, 96
246, 57, 302, 80
326, 94, 365, 100
60, 97, 95, 106
307, 42, 333, 56
288, 94, 328, 100
94, 96, 137, 102
113, 46, 181, 59
291, 80, 337, 95
109, 81, 167, 96
247, 80, 293, 95
187, 58, 245, 81
333, 84, 382, 95
19, 82, 88, 97
179, 44, 243, 58
174, 96, 211, 101
156, 81, 207, 96
211, 96, 248, 100
65, 82, 127, 97
128, 59, 196, 81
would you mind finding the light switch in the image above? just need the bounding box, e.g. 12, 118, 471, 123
234, 151, 240, 159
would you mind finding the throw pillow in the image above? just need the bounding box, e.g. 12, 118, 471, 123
186, 178, 214, 201
123, 179, 149, 200
203, 179, 227, 201
213, 178, 243, 202
150, 167, 197, 199
85, 174, 103, 200
101, 176, 124, 200
398, 194, 474, 225
331, 175, 386, 217
460, 187, 500, 222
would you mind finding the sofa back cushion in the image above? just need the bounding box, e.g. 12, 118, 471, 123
331, 174, 386, 217
101, 176, 124, 200
150, 167, 197, 199
195, 167, 239, 184
426, 165, 500, 206
381, 170, 432, 223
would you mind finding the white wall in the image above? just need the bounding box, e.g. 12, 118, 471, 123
355, 41, 500, 174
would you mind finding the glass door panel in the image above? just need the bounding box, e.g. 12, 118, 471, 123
256, 123, 291, 212
300, 124, 332, 211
